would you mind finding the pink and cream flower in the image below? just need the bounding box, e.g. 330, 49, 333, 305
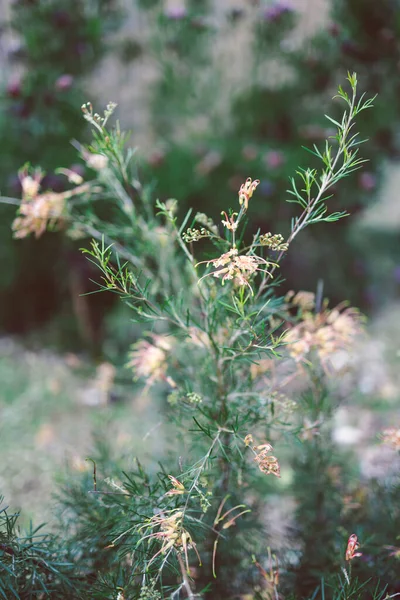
197, 248, 275, 294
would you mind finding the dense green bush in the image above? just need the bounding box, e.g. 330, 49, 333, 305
4, 73, 400, 599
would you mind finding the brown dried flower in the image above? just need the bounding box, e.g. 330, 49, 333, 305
254, 447, 281, 478
245, 436, 281, 478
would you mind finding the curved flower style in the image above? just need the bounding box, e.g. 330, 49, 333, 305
138, 509, 201, 572
238, 177, 260, 211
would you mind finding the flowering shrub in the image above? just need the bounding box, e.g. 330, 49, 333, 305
4, 74, 400, 599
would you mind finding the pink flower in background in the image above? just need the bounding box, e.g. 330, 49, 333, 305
55, 74, 74, 91
164, 5, 187, 19
358, 171, 376, 191
7, 78, 22, 98
263, 2, 294, 22
264, 150, 285, 170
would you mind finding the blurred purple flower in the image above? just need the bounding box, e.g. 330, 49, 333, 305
264, 150, 285, 169
259, 180, 275, 197
73, 41, 88, 58
358, 171, 376, 192
164, 5, 187, 19
393, 265, 400, 283
242, 144, 258, 161
263, 1, 294, 22
55, 74, 74, 91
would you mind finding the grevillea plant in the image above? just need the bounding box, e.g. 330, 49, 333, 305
5, 74, 390, 599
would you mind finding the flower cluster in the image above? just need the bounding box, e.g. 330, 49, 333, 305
245, 435, 281, 477
81, 100, 117, 131
139, 510, 201, 571
284, 296, 363, 371
138, 581, 162, 600
126, 334, 173, 385
12, 167, 65, 239
167, 389, 203, 407
381, 427, 400, 450
259, 232, 289, 252
198, 248, 275, 294
182, 227, 211, 243
12, 164, 92, 239
138, 579, 162, 600
254, 444, 281, 477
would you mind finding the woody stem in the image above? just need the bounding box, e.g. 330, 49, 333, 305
177, 552, 195, 599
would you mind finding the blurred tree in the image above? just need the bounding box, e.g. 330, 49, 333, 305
0, 0, 120, 349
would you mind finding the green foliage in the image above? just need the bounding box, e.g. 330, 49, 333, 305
5, 73, 396, 600
0, 498, 79, 599
2, 1, 400, 598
